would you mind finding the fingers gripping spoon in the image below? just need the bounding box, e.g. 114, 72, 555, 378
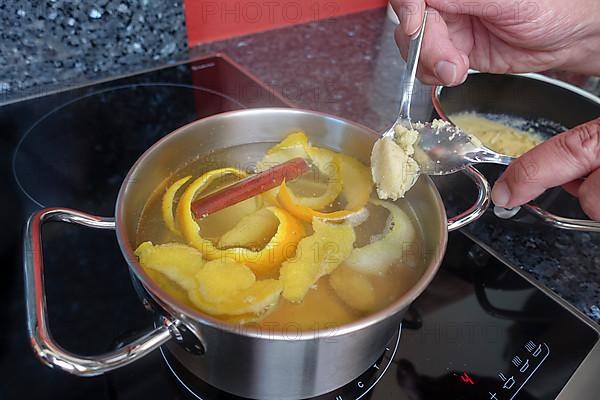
377, 9, 515, 177
371, 9, 600, 231
370, 10, 431, 201
381, 9, 428, 138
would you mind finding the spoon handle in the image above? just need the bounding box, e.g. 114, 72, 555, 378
469, 150, 515, 166
397, 10, 429, 122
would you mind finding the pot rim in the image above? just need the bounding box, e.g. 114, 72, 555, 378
115, 107, 448, 341
432, 70, 600, 121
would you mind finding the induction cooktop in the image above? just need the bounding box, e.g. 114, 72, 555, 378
1, 55, 598, 400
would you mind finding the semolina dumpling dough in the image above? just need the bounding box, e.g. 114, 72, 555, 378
370, 125, 420, 201
450, 112, 543, 157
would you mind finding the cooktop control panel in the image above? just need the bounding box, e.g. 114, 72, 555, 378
490, 340, 550, 400
382, 232, 599, 400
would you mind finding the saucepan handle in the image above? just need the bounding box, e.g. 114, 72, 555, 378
477, 157, 600, 232
503, 204, 600, 232
447, 166, 491, 232
24, 208, 179, 377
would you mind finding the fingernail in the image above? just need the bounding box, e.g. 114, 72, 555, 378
434, 61, 457, 85
461, 53, 469, 68
404, 17, 419, 36
397, 4, 418, 36
458, 54, 470, 84
457, 69, 468, 84
491, 181, 511, 207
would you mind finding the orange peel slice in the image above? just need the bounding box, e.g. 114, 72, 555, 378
344, 199, 417, 275
195, 260, 256, 303
259, 132, 343, 209
189, 278, 283, 316
217, 207, 280, 250
277, 180, 356, 222
329, 266, 376, 312
176, 168, 248, 255
277, 151, 373, 223
134, 241, 204, 291
338, 153, 373, 210
174, 168, 304, 275
162, 175, 192, 234
298, 147, 343, 209
217, 206, 305, 276
259, 132, 311, 206
280, 218, 355, 303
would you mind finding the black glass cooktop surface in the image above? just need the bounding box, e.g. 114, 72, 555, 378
1, 56, 597, 400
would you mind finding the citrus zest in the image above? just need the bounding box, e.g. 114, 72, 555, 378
134, 241, 204, 291
276, 152, 373, 222
162, 175, 192, 235
189, 278, 283, 316
267, 131, 310, 156
338, 153, 372, 210
260, 132, 343, 209
329, 266, 376, 312
175, 168, 248, 255
277, 180, 356, 222
298, 147, 343, 209
217, 207, 280, 250
280, 218, 355, 303
259, 132, 311, 206
195, 260, 256, 303
344, 199, 417, 275
217, 206, 305, 276
174, 167, 304, 275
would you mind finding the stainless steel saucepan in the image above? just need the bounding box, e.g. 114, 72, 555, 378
24, 108, 491, 399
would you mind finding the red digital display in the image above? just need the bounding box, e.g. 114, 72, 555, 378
460, 372, 475, 385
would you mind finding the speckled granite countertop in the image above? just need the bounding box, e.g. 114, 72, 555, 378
2, 5, 598, 322
0, 0, 187, 103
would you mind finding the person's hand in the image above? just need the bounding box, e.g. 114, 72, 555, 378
391, 0, 600, 86
491, 117, 600, 220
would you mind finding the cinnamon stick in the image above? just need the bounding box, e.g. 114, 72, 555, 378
191, 157, 310, 219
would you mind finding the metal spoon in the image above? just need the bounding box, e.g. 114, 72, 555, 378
413, 121, 515, 175
382, 9, 514, 176
378, 12, 600, 231
381, 9, 428, 139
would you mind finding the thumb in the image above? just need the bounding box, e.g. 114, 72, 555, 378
491, 117, 600, 208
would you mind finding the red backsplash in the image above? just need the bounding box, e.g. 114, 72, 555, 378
184, 0, 387, 46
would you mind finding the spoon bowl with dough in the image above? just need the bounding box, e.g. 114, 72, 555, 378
412, 119, 515, 175
372, 8, 513, 189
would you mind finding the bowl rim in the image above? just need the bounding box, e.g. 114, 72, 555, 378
432, 70, 600, 121
114, 107, 449, 341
